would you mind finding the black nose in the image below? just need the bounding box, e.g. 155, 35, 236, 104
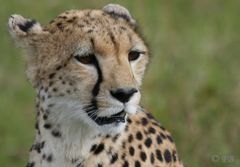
110, 88, 138, 103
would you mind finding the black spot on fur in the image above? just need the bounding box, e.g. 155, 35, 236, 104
123, 161, 129, 167
56, 22, 64, 31
56, 65, 62, 70
52, 88, 58, 92
57, 15, 67, 19
112, 134, 120, 142
144, 137, 152, 148
41, 95, 45, 102
105, 134, 111, 138
43, 114, 48, 120
164, 149, 172, 163
141, 117, 148, 126
156, 149, 163, 161
160, 126, 166, 131
138, 144, 142, 150
51, 130, 61, 137
122, 141, 126, 149
67, 19, 74, 23
110, 153, 118, 164
121, 153, 126, 160
134, 160, 141, 167
128, 134, 133, 143
90, 144, 97, 152
148, 127, 156, 134
156, 135, 163, 144
140, 151, 147, 161
26, 162, 35, 167
47, 154, 53, 162
129, 146, 135, 156
43, 123, 51, 129
18, 19, 36, 32
167, 135, 174, 142
94, 143, 104, 155
146, 112, 154, 119
127, 118, 132, 124
136, 131, 143, 140
160, 132, 167, 139
152, 121, 159, 126
49, 73, 55, 79
35, 122, 39, 130
87, 29, 93, 33
33, 141, 45, 153
150, 152, 155, 164
172, 150, 177, 162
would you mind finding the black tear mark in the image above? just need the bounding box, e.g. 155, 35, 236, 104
89, 54, 102, 116
91, 58, 103, 97
91, 39, 103, 97
84, 39, 103, 124
18, 19, 37, 32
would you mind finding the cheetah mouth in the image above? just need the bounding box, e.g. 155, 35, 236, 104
95, 110, 127, 125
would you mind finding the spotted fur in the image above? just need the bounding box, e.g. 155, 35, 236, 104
8, 4, 184, 167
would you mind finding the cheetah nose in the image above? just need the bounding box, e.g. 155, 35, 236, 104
110, 87, 138, 103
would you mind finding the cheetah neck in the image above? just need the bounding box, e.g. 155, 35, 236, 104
31, 94, 105, 166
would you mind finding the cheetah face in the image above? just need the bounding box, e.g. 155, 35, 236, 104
8, 4, 149, 133
70, 41, 145, 126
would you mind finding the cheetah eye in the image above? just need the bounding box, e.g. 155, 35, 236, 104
128, 51, 144, 62
74, 54, 95, 64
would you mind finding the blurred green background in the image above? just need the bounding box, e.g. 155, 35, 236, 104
0, 0, 239, 166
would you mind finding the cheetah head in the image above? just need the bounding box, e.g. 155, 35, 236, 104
8, 4, 149, 134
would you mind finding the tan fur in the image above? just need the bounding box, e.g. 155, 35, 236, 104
8, 4, 183, 167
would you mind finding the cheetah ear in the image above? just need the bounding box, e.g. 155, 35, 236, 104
8, 15, 47, 87
8, 14, 45, 47
102, 4, 137, 27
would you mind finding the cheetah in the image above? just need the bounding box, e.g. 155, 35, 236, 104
8, 4, 184, 167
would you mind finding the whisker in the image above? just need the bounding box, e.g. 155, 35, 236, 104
137, 106, 145, 112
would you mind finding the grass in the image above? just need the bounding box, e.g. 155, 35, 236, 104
0, 0, 239, 166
